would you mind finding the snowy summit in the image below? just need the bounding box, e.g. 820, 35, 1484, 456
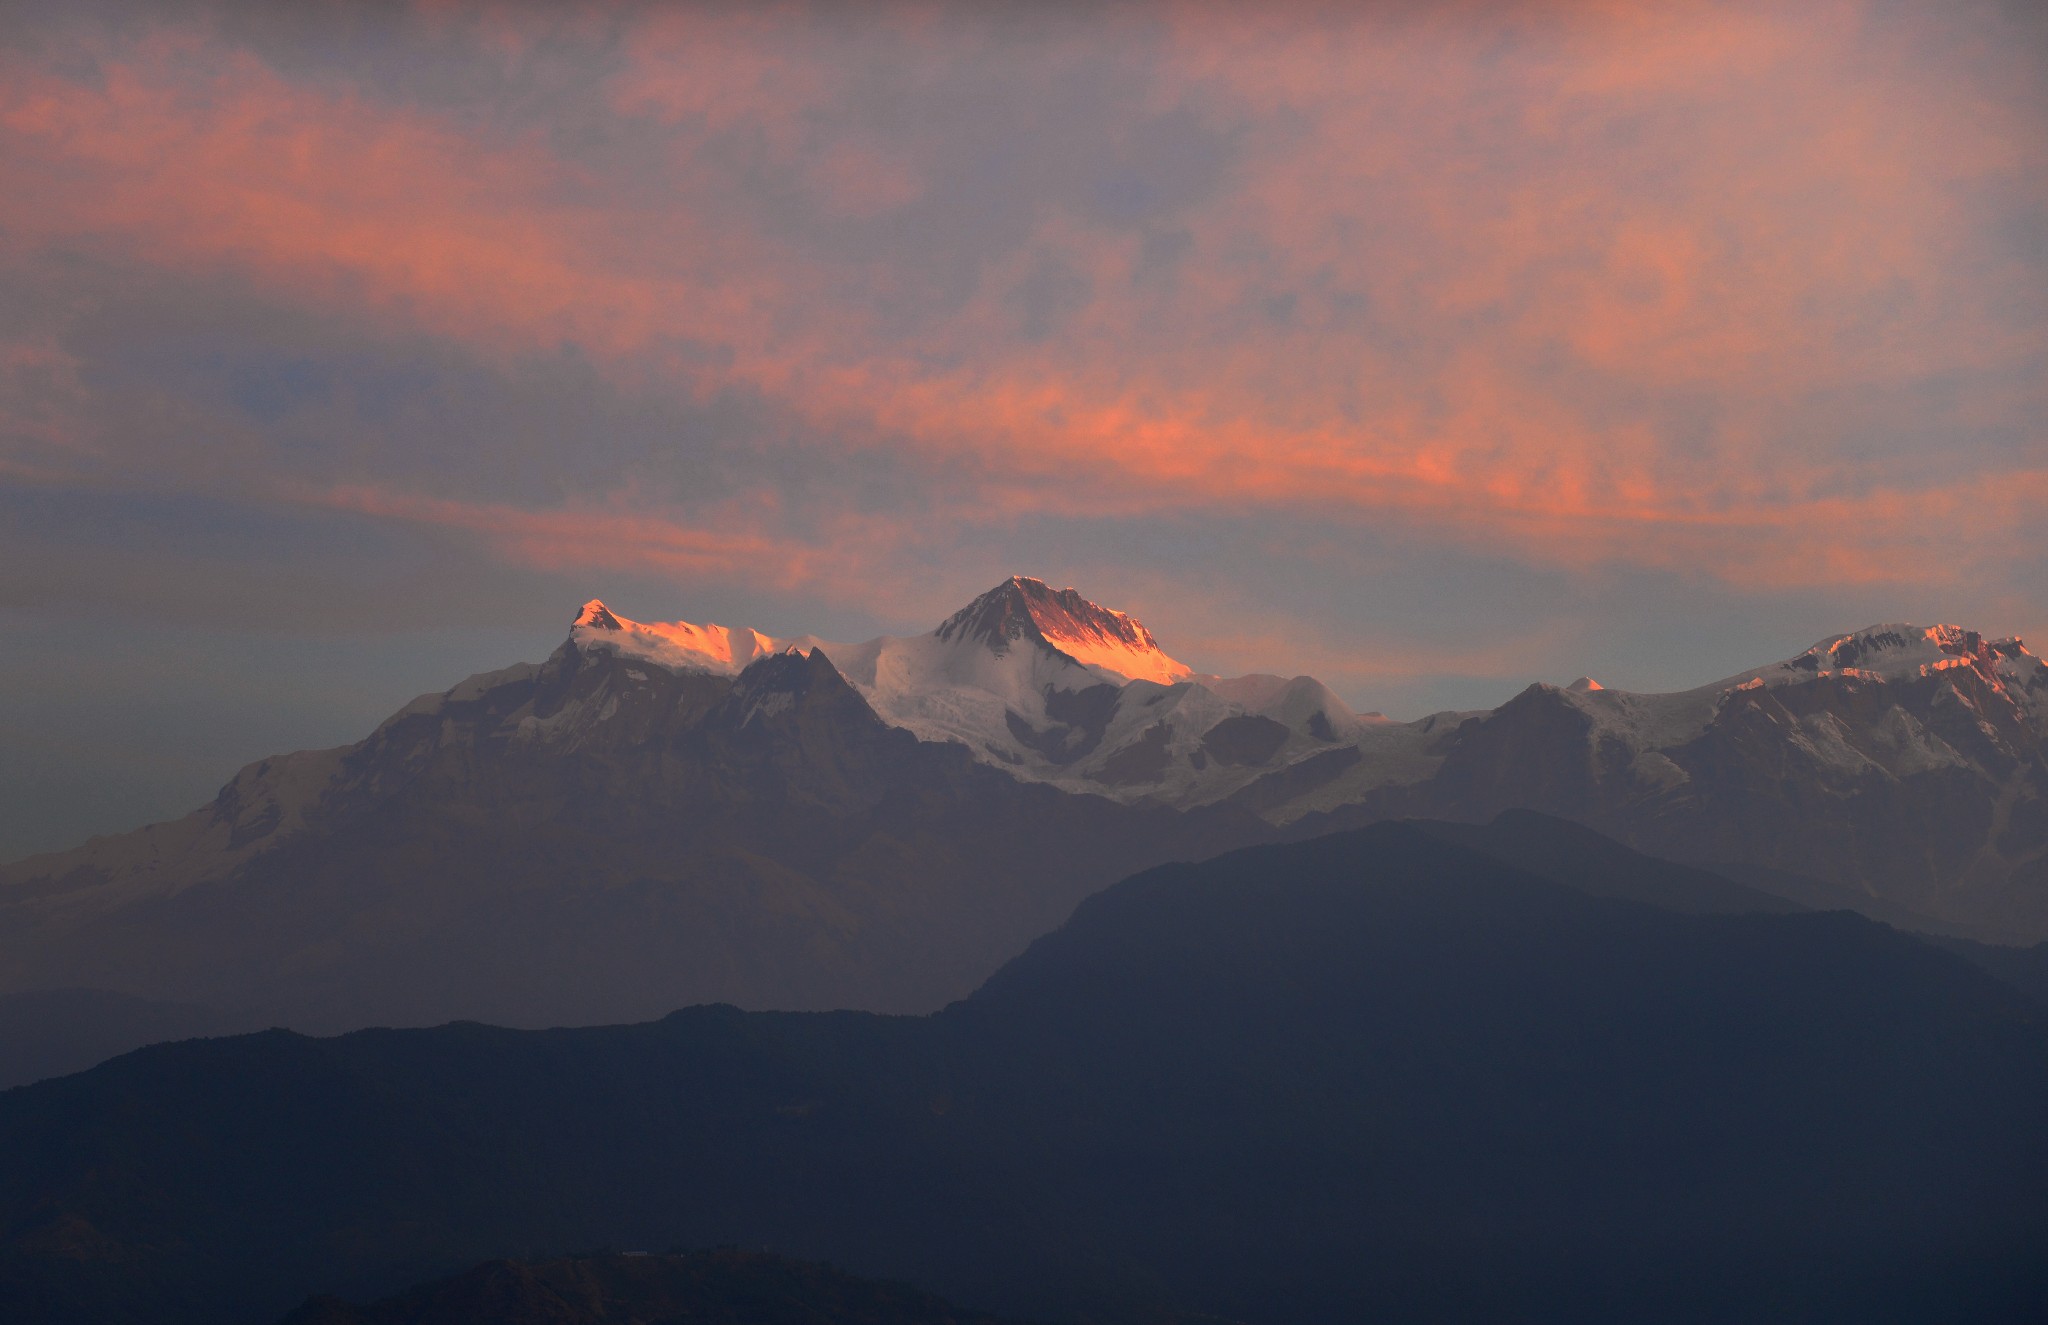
933, 576, 1191, 685
557, 576, 1370, 804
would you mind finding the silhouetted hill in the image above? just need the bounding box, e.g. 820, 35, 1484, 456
1404, 807, 1804, 915
2, 823, 2044, 1324
1423, 810, 2048, 1011
1921, 933, 2048, 1010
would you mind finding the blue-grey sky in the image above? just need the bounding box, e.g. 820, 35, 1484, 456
2, 0, 2045, 860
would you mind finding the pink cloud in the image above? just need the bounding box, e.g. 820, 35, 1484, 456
0, 31, 783, 368
2, 2, 2041, 604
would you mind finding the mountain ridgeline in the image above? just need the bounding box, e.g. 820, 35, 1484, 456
1, 824, 2043, 1325
1, 577, 2044, 1085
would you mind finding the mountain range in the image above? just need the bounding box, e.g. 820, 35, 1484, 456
1, 576, 2043, 1085
2, 821, 2042, 1325
568, 577, 2048, 923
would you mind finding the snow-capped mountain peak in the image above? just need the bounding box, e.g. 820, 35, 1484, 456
934, 576, 1191, 685
1535, 620, 2048, 776
551, 579, 1379, 808
569, 600, 786, 675
1785, 623, 1995, 681
1715, 623, 2047, 720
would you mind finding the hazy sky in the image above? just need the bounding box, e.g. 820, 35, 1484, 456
3, 0, 2045, 860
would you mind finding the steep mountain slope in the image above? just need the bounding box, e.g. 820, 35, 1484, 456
1297, 624, 2048, 939
0, 637, 1264, 1032
2, 824, 2043, 1325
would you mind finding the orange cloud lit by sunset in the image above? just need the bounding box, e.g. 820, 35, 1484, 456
0, 0, 2042, 621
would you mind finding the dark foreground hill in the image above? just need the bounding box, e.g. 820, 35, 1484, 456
279, 1249, 1037, 1325
2, 823, 2045, 1325
1411, 809, 2048, 1012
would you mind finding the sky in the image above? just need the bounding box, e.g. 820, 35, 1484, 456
2, 0, 2045, 860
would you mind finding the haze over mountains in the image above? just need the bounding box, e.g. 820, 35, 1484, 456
1, 576, 2043, 1086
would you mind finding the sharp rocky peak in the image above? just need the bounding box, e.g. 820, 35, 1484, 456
731, 645, 832, 693
1780, 623, 2038, 683
932, 576, 1192, 685
1721, 622, 2048, 728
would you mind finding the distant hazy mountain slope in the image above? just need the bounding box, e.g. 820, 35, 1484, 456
3, 823, 2042, 1325
0, 642, 1263, 1030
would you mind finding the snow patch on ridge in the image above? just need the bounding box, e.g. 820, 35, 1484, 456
1710, 624, 2048, 728
1711, 624, 2041, 692
1546, 623, 2048, 754
571, 599, 789, 675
